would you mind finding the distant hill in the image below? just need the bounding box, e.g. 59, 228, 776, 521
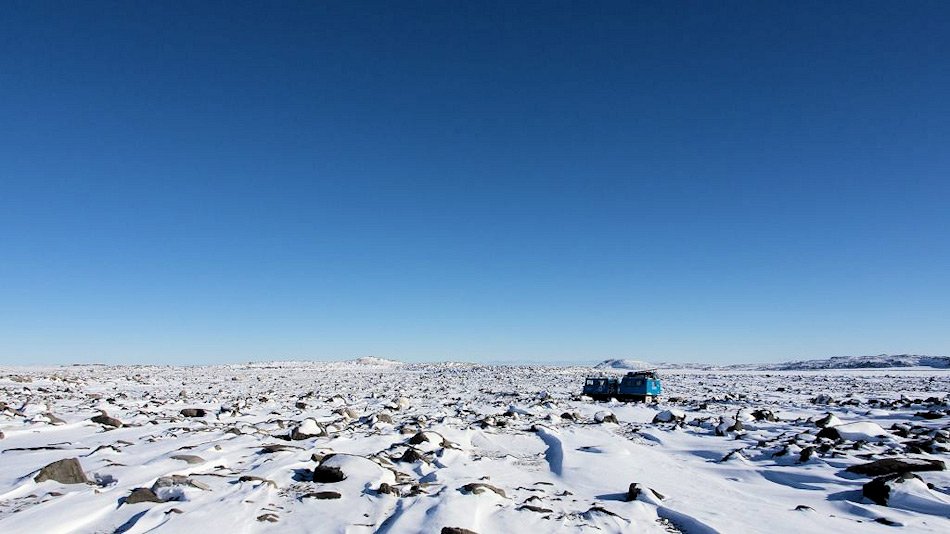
594, 359, 656, 370
765, 354, 950, 370
595, 354, 950, 371
350, 356, 404, 366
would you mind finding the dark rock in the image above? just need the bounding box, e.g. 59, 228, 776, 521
34, 458, 88, 484
408, 432, 432, 445
626, 483, 665, 502
816, 427, 841, 440
846, 458, 945, 477
560, 412, 575, 421
814, 413, 839, 428
126, 487, 165, 504
303, 491, 341, 500
751, 409, 778, 422
180, 408, 206, 418
874, 517, 899, 526
91, 414, 123, 428
312, 465, 346, 483
260, 443, 299, 453
518, 504, 553, 513
377, 482, 399, 496
442, 528, 478, 534
257, 513, 280, 522
799, 446, 815, 463
915, 411, 944, 420
398, 447, 426, 463
795, 505, 814, 511
460, 483, 506, 498
863, 472, 922, 506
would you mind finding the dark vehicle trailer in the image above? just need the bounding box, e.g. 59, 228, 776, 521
582, 370, 662, 402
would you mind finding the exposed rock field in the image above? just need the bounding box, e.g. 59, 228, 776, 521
1, 362, 949, 533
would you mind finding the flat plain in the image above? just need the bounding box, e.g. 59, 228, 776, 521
1, 360, 949, 533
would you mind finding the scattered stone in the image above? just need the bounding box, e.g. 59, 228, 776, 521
846, 458, 945, 477
626, 483, 665, 502
91, 413, 123, 428
518, 504, 553, 513
126, 487, 165, 504
377, 482, 399, 496
34, 458, 88, 484
863, 472, 922, 506
43, 413, 67, 425
260, 443, 299, 454
257, 513, 280, 522
815, 413, 843, 428
460, 483, 506, 498
799, 446, 815, 463
151, 475, 210, 493
290, 418, 325, 440
653, 409, 686, 424
398, 447, 426, 463
594, 411, 618, 424
312, 465, 346, 483
170, 454, 205, 465
302, 491, 341, 500
239, 475, 278, 488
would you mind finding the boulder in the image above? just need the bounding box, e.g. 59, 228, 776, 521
652, 409, 685, 424
846, 458, 945, 477
290, 418, 325, 440
594, 411, 618, 424
180, 408, 206, 418
91, 413, 123, 428
398, 447, 427, 463
626, 482, 665, 502
170, 454, 205, 465
126, 487, 165, 504
815, 413, 843, 428
863, 472, 922, 506
751, 409, 778, 422
312, 465, 346, 483
303, 491, 341, 499
460, 483, 506, 498
34, 458, 88, 484
377, 482, 399, 496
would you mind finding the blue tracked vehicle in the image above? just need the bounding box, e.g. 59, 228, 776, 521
582, 370, 662, 402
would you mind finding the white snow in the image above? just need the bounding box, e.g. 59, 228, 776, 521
0, 363, 948, 533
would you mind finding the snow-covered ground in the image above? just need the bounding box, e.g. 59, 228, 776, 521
1, 362, 949, 533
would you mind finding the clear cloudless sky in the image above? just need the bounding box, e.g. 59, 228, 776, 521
1, 1, 948, 365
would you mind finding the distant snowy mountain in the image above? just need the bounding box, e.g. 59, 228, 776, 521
766, 354, 950, 370
594, 359, 656, 370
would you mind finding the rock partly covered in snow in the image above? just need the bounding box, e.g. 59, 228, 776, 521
34, 458, 88, 484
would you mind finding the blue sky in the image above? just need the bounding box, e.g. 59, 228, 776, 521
1, 2, 948, 365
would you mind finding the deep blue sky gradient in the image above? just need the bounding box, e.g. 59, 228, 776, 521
1, 1, 948, 364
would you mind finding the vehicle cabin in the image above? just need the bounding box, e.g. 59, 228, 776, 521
582, 370, 661, 402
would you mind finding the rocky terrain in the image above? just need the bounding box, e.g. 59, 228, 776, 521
1, 361, 949, 533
